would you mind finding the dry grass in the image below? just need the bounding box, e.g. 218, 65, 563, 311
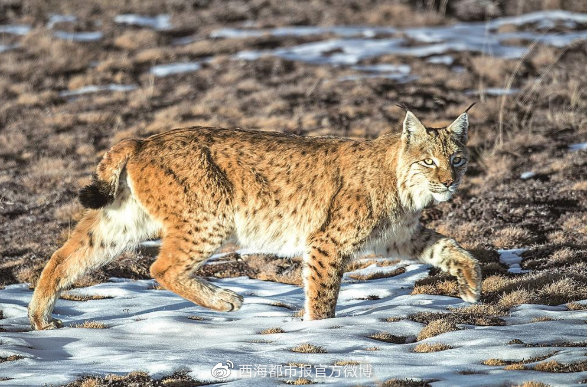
413, 343, 453, 353
60, 293, 113, 301
530, 316, 556, 323
483, 359, 507, 366
368, 332, 408, 344
259, 327, 286, 334
64, 370, 203, 387
566, 302, 586, 311
380, 379, 431, 387
70, 321, 108, 329
187, 316, 207, 321
533, 360, 587, 373
385, 316, 406, 322
482, 352, 558, 368
417, 319, 459, 341
284, 378, 315, 385
333, 360, 360, 366
0, 355, 24, 363
291, 344, 327, 354
347, 267, 406, 281
492, 226, 534, 248
364, 346, 380, 351
512, 382, 550, 387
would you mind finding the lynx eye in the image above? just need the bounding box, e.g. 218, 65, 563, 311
452, 156, 465, 166
423, 158, 435, 167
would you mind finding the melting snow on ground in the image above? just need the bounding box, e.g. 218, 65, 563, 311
59, 84, 138, 97
222, 10, 586, 70
1, 260, 585, 386
150, 62, 202, 77
114, 14, 171, 30
498, 249, 529, 274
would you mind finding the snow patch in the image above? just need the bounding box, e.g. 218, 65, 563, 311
498, 248, 529, 274
59, 84, 137, 97
47, 14, 77, 29
114, 14, 172, 30
568, 142, 587, 151
53, 30, 103, 42
520, 171, 536, 180
150, 62, 201, 77
0, 24, 31, 35
0, 262, 586, 386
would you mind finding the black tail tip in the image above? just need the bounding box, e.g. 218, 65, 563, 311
79, 181, 113, 209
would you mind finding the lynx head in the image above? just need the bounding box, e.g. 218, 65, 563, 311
397, 109, 470, 209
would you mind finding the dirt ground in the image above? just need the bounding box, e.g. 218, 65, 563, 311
0, 1, 586, 383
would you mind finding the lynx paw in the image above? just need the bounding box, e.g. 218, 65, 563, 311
212, 288, 243, 312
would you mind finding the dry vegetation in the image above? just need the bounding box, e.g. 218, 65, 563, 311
259, 327, 286, 334
291, 343, 327, 354
62, 371, 204, 387
368, 332, 409, 344
413, 343, 453, 353
70, 320, 109, 329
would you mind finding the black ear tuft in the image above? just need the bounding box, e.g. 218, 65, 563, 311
79, 180, 114, 209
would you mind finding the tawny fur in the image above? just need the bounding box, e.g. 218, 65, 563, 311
28, 110, 481, 330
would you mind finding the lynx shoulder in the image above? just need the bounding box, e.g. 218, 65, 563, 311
28, 109, 481, 330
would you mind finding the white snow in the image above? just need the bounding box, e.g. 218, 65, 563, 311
0, 24, 31, 35
465, 88, 520, 96
114, 14, 172, 30
520, 171, 536, 180
59, 84, 138, 97
53, 31, 103, 42
498, 249, 529, 274
568, 142, 587, 151
426, 55, 454, 65
150, 62, 202, 77
1, 260, 585, 386
221, 10, 586, 70
47, 14, 77, 29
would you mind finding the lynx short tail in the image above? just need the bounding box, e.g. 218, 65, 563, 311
79, 139, 141, 209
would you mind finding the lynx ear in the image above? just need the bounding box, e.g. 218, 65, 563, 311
448, 113, 469, 141
402, 111, 426, 142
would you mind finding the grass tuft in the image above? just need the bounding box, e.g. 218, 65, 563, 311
413, 343, 452, 353
60, 293, 113, 301
368, 332, 407, 344
347, 267, 406, 281
0, 355, 24, 363
70, 321, 108, 329
284, 378, 315, 385
291, 344, 327, 353
260, 327, 286, 334
416, 319, 458, 341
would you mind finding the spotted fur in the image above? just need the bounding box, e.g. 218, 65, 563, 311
28, 110, 481, 330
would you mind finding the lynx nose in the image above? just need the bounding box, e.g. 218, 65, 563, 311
442, 179, 454, 188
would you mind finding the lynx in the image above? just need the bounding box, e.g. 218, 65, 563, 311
29, 108, 481, 330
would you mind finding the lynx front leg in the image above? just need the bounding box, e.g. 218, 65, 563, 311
400, 227, 481, 302
302, 241, 346, 321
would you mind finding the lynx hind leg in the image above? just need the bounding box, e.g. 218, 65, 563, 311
28, 196, 159, 330
149, 219, 243, 312
303, 239, 346, 321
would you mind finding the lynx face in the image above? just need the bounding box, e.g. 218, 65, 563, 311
398, 111, 469, 206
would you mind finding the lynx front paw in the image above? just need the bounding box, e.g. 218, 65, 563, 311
456, 259, 482, 303
211, 288, 243, 312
